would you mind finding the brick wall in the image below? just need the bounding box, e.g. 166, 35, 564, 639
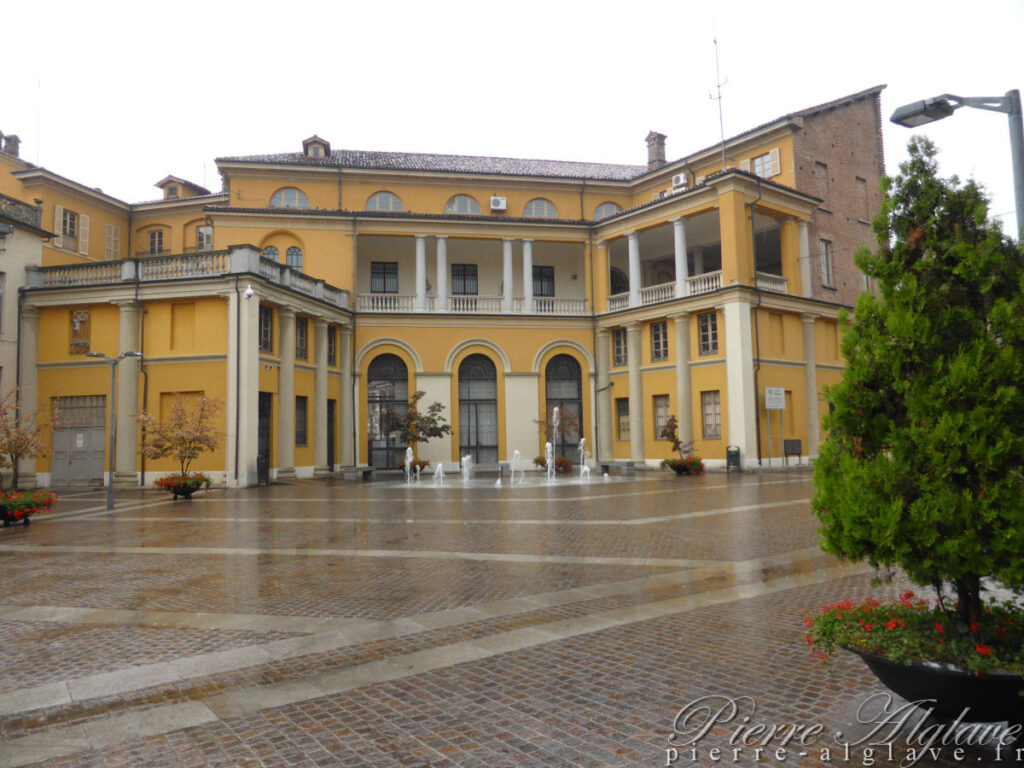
794, 91, 885, 307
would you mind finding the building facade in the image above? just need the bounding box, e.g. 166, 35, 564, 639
0, 86, 885, 487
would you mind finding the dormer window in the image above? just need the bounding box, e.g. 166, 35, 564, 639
302, 135, 331, 159
166, 185, 179, 199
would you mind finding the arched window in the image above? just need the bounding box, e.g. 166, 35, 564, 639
610, 267, 629, 296
367, 354, 409, 469
545, 354, 583, 460
366, 191, 403, 211
262, 245, 279, 261
286, 247, 303, 271
593, 202, 622, 220
523, 198, 558, 218
444, 195, 481, 215
269, 188, 310, 209
458, 354, 498, 465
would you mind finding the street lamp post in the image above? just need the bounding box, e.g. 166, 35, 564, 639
86, 351, 142, 510
890, 89, 1024, 243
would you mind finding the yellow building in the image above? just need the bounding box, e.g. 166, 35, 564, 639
0, 86, 885, 487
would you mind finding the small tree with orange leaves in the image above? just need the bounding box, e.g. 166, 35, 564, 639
0, 390, 56, 490
134, 395, 222, 478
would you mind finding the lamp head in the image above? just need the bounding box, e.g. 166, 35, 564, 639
891, 97, 957, 128
85, 352, 105, 359
244, 283, 254, 299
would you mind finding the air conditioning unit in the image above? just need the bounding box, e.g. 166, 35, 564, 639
490, 196, 507, 212
672, 172, 688, 188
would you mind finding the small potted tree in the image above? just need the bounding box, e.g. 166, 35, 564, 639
808, 138, 1024, 726
0, 390, 59, 525
135, 395, 221, 499
392, 391, 451, 472
658, 415, 703, 476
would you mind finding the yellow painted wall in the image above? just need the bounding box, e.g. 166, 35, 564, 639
143, 297, 228, 357
690, 362, 729, 460
38, 305, 120, 362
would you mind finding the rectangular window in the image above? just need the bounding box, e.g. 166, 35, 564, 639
856, 176, 869, 221
612, 328, 627, 367
650, 321, 668, 362
814, 162, 831, 209
752, 153, 772, 179
295, 317, 308, 360
62, 209, 78, 251
105, 225, 120, 259
701, 391, 722, 440
451, 263, 478, 295
653, 394, 670, 439
370, 261, 398, 293
327, 326, 337, 366
70, 309, 90, 354
698, 312, 718, 355
149, 230, 163, 255
295, 395, 308, 446
196, 225, 213, 251
820, 239, 835, 288
616, 398, 630, 441
258, 305, 273, 353
532, 265, 554, 297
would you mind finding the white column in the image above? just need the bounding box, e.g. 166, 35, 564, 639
596, 329, 613, 462
16, 307, 39, 488
673, 313, 693, 450
313, 319, 329, 475
339, 327, 354, 466
502, 238, 514, 312
227, 291, 260, 487
626, 321, 644, 461
277, 307, 296, 478
722, 298, 757, 465
522, 239, 534, 313
415, 235, 427, 311
802, 314, 821, 458
436, 236, 448, 312
799, 220, 812, 298
627, 231, 641, 307
671, 217, 689, 298
114, 302, 141, 486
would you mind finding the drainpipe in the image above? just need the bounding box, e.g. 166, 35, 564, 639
233, 273, 242, 483
750, 178, 764, 465
587, 229, 600, 462
135, 277, 149, 487
350, 215, 358, 463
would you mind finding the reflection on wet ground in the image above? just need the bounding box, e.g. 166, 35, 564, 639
0, 470, 989, 767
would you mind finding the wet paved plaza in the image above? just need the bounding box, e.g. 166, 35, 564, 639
0, 472, 1011, 767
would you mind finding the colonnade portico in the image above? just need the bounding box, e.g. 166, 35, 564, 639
401, 235, 552, 314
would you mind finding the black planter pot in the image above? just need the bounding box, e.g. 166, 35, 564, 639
848, 648, 1024, 724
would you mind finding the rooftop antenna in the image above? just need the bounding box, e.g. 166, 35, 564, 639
710, 35, 727, 171
36, 76, 42, 165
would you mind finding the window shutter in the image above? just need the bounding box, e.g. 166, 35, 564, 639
78, 214, 90, 256
738, 158, 751, 172
769, 147, 781, 177
53, 205, 64, 249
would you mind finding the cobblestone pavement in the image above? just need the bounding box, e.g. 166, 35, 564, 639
0, 472, 1017, 767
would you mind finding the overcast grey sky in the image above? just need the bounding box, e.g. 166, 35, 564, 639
5, 0, 1023, 235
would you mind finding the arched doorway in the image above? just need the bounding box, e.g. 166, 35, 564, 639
367, 353, 408, 469
545, 354, 583, 460
458, 354, 498, 465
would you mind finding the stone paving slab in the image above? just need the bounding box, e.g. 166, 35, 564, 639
0, 472, 1011, 767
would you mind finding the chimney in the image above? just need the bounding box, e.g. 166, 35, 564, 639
645, 131, 666, 170
3, 134, 20, 157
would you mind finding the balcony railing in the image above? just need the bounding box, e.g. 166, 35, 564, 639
24, 246, 349, 310
450, 295, 501, 313
639, 281, 675, 305
608, 293, 629, 311
755, 271, 788, 293
357, 293, 586, 315
358, 294, 416, 312
686, 270, 722, 296
0, 192, 42, 229
534, 297, 587, 315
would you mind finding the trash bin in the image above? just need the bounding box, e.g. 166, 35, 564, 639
726, 446, 741, 474
256, 454, 270, 486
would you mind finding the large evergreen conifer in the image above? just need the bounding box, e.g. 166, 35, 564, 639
813, 137, 1024, 625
